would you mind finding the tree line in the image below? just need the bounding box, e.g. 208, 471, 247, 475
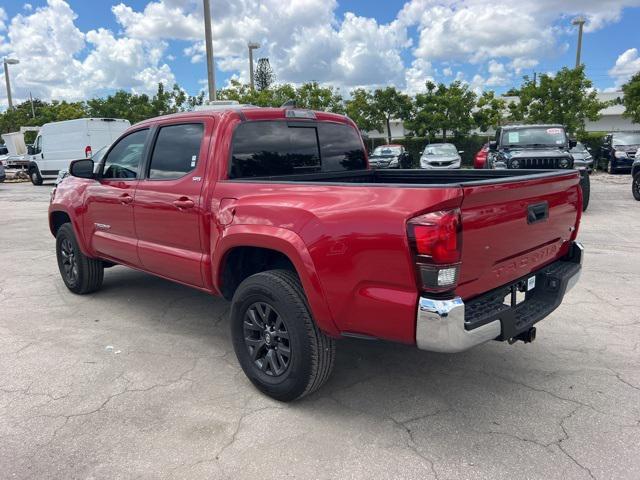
2, 65, 639, 144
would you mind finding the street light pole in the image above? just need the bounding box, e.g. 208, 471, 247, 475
248, 42, 260, 90
3, 58, 20, 110
202, 0, 216, 101
572, 17, 586, 68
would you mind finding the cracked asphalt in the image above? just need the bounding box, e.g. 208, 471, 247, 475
1, 174, 639, 480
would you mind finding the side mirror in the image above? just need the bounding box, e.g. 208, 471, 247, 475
489, 141, 498, 151
69, 159, 95, 179
27, 145, 35, 155
569, 139, 577, 149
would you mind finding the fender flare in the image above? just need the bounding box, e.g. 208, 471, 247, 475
48, 205, 92, 257
212, 224, 339, 337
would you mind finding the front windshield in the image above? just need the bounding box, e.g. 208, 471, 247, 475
371, 146, 402, 157
612, 132, 640, 146
501, 127, 567, 147
570, 142, 588, 153
423, 144, 457, 156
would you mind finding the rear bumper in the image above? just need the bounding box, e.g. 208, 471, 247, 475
416, 242, 583, 353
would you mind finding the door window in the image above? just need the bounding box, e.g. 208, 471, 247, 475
33, 136, 42, 154
101, 129, 148, 180
148, 123, 204, 180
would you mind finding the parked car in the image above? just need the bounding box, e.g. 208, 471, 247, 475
368, 144, 411, 168
28, 118, 130, 185
570, 141, 594, 173
474, 143, 489, 169
488, 124, 590, 211
420, 143, 462, 169
601, 131, 640, 174
632, 158, 640, 201
49, 106, 583, 402
0, 160, 5, 183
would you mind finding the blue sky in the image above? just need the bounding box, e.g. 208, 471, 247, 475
1, 0, 639, 106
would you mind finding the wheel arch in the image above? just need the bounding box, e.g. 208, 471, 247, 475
213, 225, 339, 337
49, 207, 91, 256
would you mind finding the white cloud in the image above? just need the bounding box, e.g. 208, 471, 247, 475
0, 0, 176, 108
609, 48, 640, 87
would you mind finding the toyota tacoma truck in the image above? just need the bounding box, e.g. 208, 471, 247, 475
49, 106, 584, 401
487, 124, 590, 211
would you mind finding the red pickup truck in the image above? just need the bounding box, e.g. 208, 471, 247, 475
49, 106, 584, 401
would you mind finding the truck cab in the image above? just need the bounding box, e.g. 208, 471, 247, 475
488, 124, 590, 211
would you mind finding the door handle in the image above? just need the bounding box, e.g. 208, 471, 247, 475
173, 198, 195, 210
119, 194, 133, 205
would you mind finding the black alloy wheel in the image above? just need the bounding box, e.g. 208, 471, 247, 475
243, 302, 291, 377
59, 237, 79, 286
633, 174, 640, 201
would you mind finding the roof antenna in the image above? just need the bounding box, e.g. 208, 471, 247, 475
281, 99, 296, 109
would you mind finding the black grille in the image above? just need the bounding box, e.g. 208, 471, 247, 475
515, 157, 570, 169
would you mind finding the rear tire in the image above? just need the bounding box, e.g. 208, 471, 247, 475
56, 223, 104, 294
29, 166, 43, 186
580, 173, 590, 211
633, 173, 640, 201
230, 269, 336, 402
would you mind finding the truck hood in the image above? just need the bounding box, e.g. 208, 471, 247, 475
501, 148, 569, 160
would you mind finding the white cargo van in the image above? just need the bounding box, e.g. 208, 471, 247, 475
28, 118, 130, 185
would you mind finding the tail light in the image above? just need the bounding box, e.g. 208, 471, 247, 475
85, 146, 92, 158
407, 209, 462, 293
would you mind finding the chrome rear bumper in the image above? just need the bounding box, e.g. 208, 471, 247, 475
416, 242, 583, 353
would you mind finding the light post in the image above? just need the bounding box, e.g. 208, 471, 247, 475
3, 58, 19, 110
572, 17, 586, 68
248, 42, 260, 90
202, 0, 216, 101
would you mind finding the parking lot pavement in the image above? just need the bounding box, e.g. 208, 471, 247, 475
0, 174, 639, 480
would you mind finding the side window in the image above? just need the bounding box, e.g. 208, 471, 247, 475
148, 123, 204, 180
34, 136, 42, 154
101, 129, 148, 180
317, 123, 366, 171
230, 122, 320, 178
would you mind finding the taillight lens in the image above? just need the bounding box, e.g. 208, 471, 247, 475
407, 209, 462, 293
85, 146, 92, 158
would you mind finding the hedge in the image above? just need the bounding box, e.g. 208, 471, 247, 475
365, 135, 489, 168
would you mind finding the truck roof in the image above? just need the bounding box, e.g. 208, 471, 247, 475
134, 107, 353, 128
501, 124, 565, 129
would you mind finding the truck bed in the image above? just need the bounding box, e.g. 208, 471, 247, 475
230, 168, 578, 186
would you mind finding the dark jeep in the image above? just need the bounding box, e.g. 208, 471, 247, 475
487, 124, 590, 211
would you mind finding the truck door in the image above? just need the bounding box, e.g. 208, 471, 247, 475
83, 128, 149, 265
133, 120, 211, 287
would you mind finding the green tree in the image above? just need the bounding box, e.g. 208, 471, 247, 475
621, 72, 640, 124
345, 88, 383, 132
255, 58, 275, 91
473, 90, 506, 133
371, 87, 412, 143
295, 82, 344, 113
408, 81, 476, 140
511, 66, 605, 134
406, 81, 443, 139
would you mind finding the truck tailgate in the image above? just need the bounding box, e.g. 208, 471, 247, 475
456, 172, 581, 300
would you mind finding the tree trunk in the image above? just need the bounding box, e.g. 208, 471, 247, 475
442, 128, 447, 141
386, 116, 392, 144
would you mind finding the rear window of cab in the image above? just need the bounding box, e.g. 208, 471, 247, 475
229, 121, 366, 178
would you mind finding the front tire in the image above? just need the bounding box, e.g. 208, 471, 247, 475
56, 223, 104, 294
230, 269, 336, 402
633, 173, 640, 201
29, 166, 43, 186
